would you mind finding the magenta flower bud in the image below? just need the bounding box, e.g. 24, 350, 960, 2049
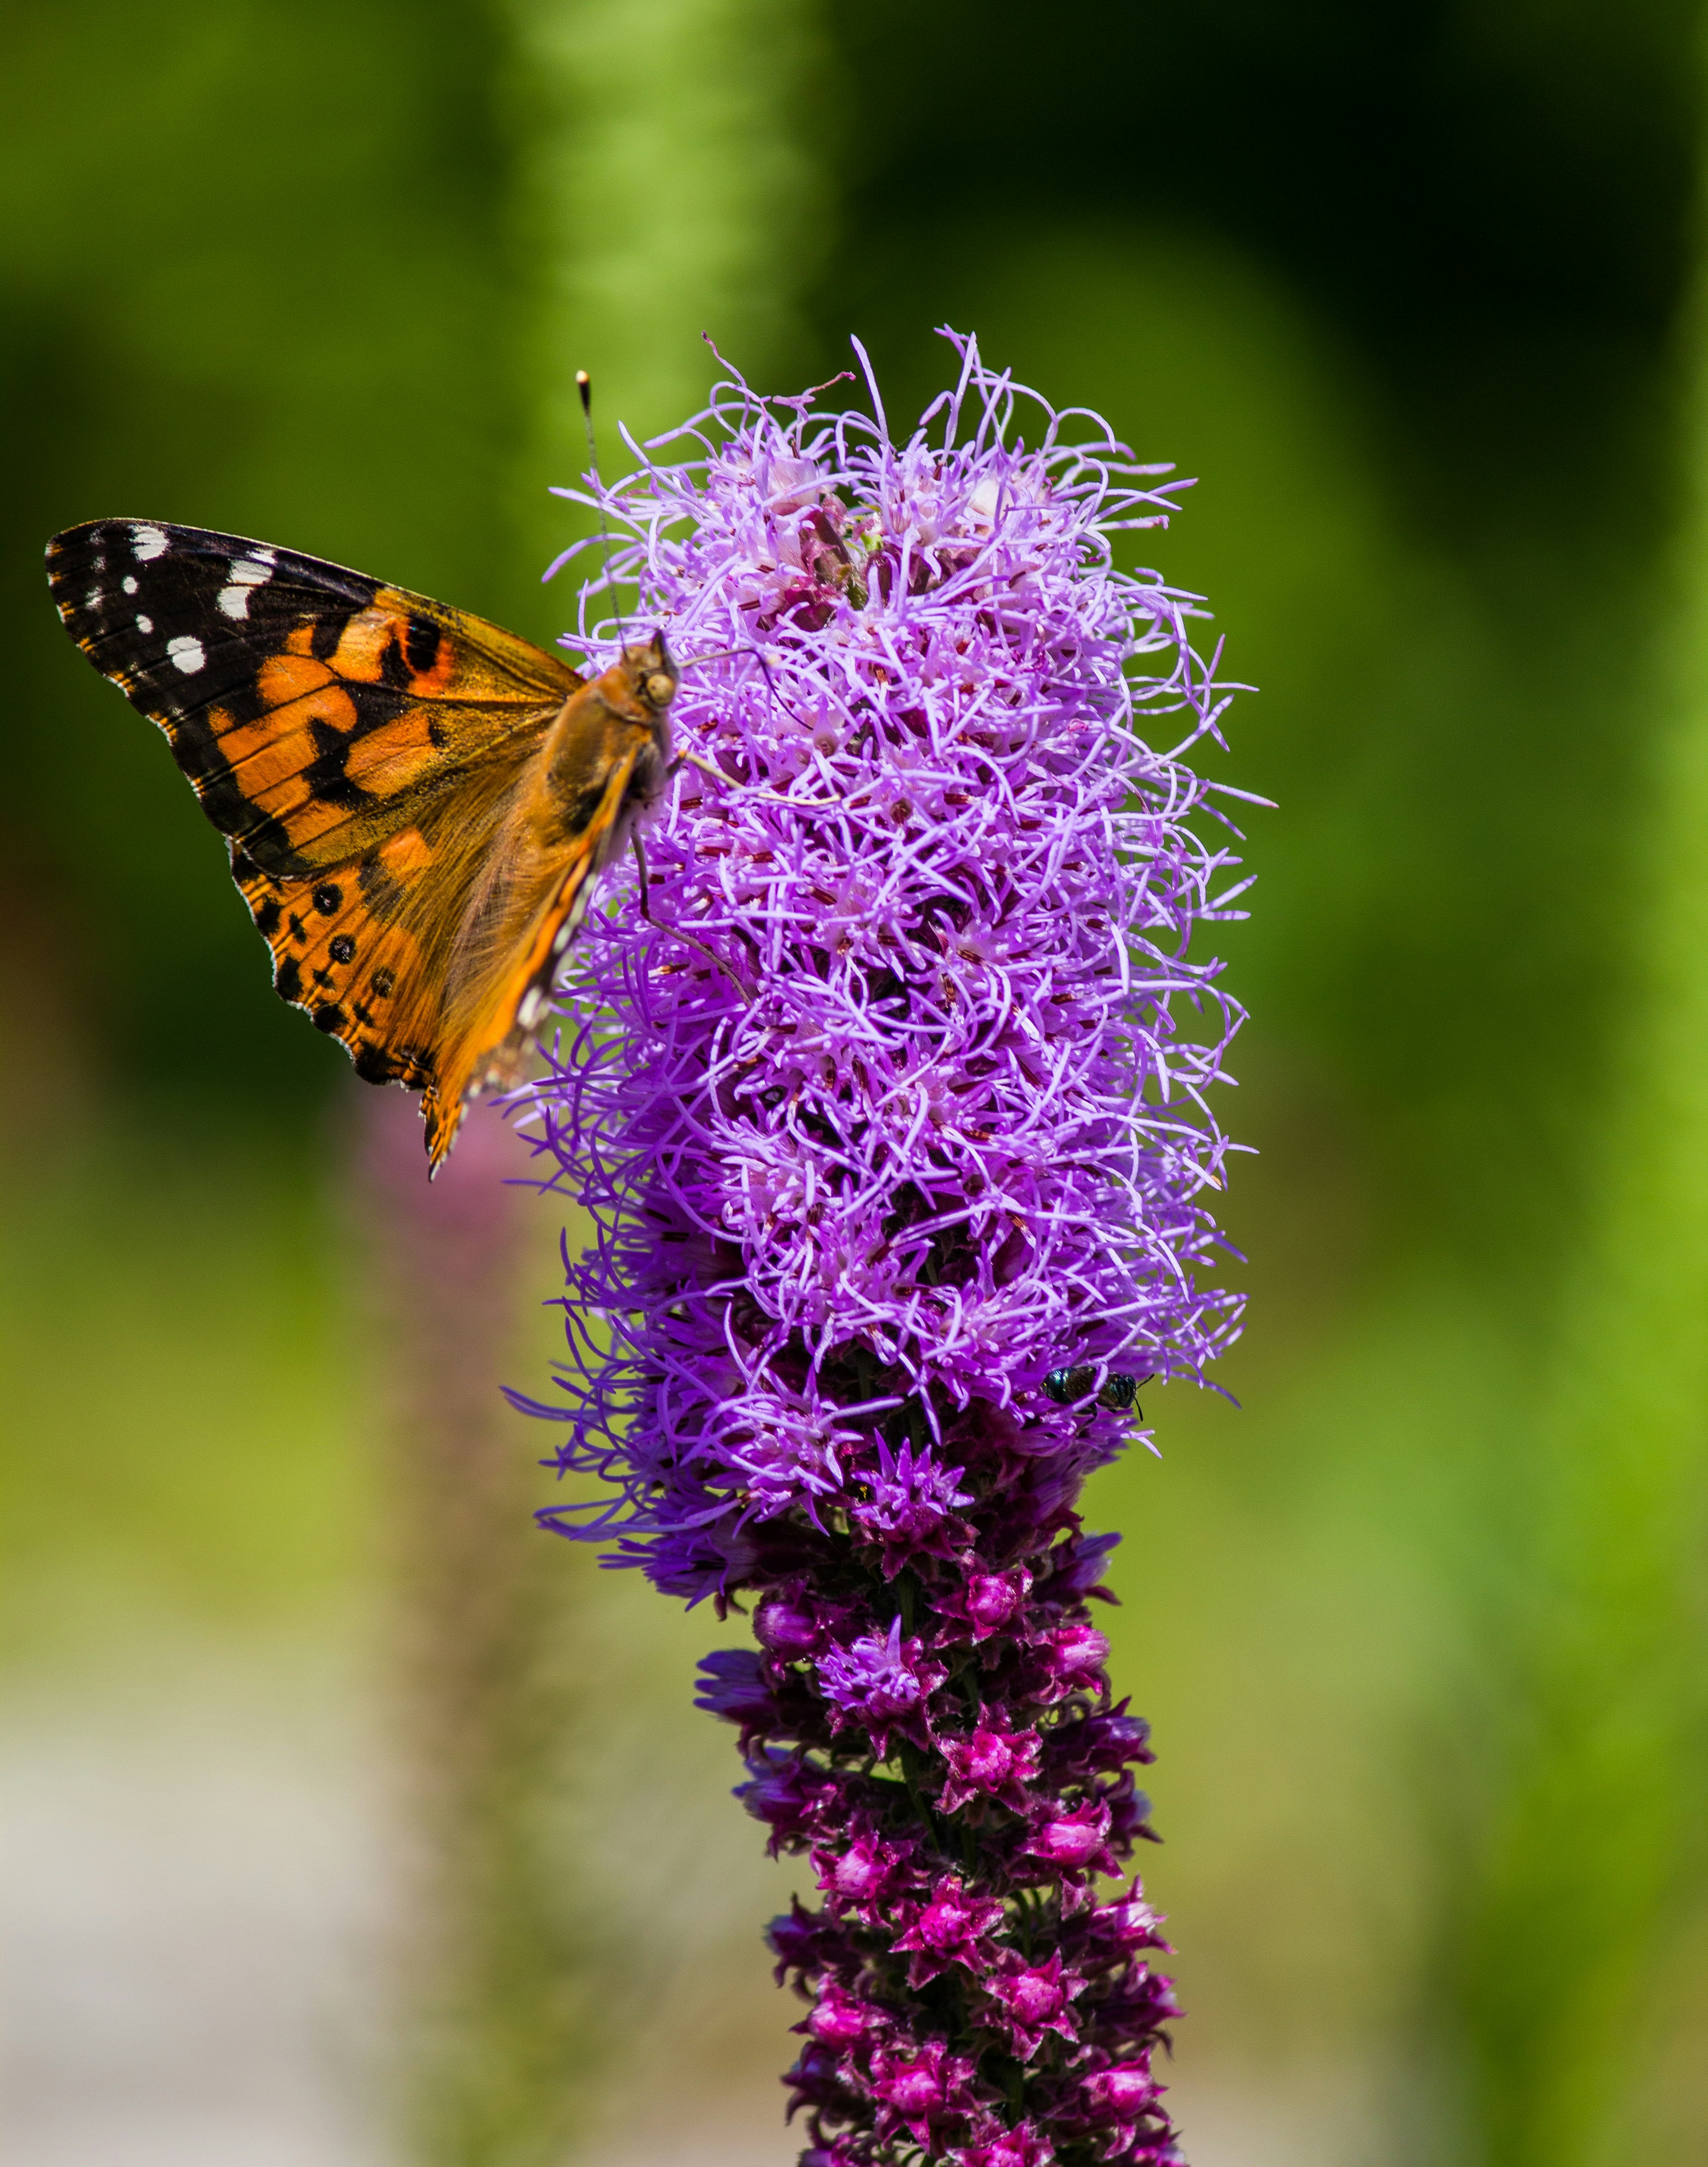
1094, 1962, 1184, 2035
693, 1648, 778, 1741
985, 1949, 1086, 2060
1081, 2062, 1161, 2120
815, 1826, 910, 1914
893, 1872, 1007, 1985
735, 1745, 832, 1852
815, 1616, 947, 1760
939, 1711, 1044, 1814
767, 1896, 839, 1986
954, 2123, 1058, 2167
1043, 1531, 1123, 1604
850, 1438, 974, 1575
964, 1567, 1030, 1638
786, 2040, 857, 2121
805, 1984, 881, 2048
1038, 1622, 1112, 1698
755, 1593, 826, 1658
997, 1954, 1075, 2026
1025, 1798, 1115, 1870
869, 2039, 979, 2148
523, 336, 1246, 2165
1082, 1883, 1171, 1957
1105, 1770, 1160, 1848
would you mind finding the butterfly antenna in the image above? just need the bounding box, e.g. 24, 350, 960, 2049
577, 369, 630, 648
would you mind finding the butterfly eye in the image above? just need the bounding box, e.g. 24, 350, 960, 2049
644, 671, 676, 708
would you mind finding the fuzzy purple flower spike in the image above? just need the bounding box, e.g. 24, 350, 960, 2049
514, 332, 1251, 2165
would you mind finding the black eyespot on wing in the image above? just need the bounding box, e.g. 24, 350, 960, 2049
310, 612, 351, 662
313, 1001, 347, 1035
313, 882, 343, 915
379, 631, 412, 691
406, 614, 441, 675
329, 933, 356, 964
354, 1040, 400, 1083
253, 896, 282, 939
302, 721, 368, 812
275, 956, 303, 1003
371, 966, 397, 998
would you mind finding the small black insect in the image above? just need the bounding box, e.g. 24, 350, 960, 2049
1044, 1365, 1142, 1413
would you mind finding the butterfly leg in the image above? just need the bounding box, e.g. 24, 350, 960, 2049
632, 834, 754, 1003
669, 748, 826, 815
672, 749, 743, 789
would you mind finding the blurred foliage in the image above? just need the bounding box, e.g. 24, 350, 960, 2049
3, 1, 1708, 2164
0, 1119, 367, 1654
500, 0, 831, 567
0, 0, 519, 1105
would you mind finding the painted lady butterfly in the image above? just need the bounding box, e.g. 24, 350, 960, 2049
47, 520, 678, 1170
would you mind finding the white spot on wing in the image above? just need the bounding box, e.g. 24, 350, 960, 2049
123, 575, 138, 595
168, 634, 205, 674
85, 589, 101, 609
217, 555, 276, 620
131, 525, 169, 561
135, 614, 153, 634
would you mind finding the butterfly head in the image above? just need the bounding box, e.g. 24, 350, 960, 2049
604, 630, 679, 723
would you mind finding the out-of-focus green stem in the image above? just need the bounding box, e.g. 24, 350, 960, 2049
1456, 41, 1708, 2160
504, 0, 830, 570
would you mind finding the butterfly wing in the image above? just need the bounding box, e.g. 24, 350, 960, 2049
47, 519, 582, 870
46, 519, 586, 1149
420, 734, 649, 1167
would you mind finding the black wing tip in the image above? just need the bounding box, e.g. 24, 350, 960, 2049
45, 519, 99, 560
48, 516, 162, 556
45, 519, 174, 599
46, 519, 292, 576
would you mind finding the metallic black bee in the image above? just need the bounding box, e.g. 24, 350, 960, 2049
1043, 1365, 1144, 1413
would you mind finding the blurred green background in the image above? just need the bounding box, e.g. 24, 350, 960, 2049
3, 2, 1707, 2163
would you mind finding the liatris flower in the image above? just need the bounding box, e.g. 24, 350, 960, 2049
514, 333, 1250, 2164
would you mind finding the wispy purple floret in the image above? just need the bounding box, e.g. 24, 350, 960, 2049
514, 332, 1250, 2165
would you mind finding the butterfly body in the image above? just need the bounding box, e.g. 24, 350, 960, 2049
46, 518, 677, 1170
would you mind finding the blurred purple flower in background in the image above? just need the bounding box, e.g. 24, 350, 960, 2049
514, 333, 1251, 2163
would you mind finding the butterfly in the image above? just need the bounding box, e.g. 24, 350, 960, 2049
46, 519, 680, 1170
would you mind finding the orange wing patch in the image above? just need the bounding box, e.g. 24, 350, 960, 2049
237, 854, 431, 1086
